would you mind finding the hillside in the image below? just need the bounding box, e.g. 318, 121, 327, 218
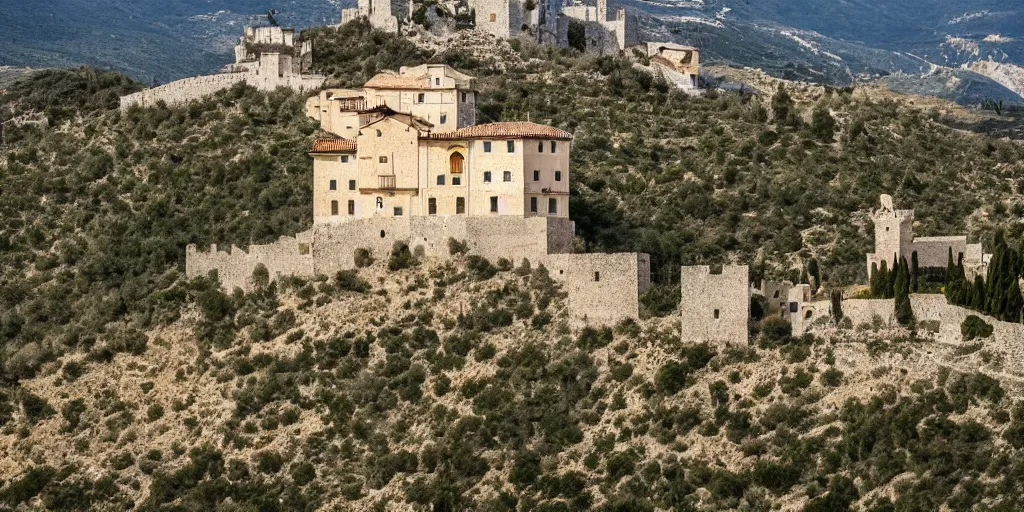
2, 25, 1024, 510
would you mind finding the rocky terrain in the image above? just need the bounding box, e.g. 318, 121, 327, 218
2, 23, 1024, 511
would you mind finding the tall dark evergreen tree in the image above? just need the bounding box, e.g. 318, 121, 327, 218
887, 255, 898, 298
808, 258, 821, 294
894, 256, 914, 327
870, 262, 880, 298
831, 290, 844, 323
910, 251, 919, 293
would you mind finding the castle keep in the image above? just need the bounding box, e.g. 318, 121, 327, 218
119, 25, 325, 110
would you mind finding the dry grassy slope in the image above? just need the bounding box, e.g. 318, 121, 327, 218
2, 252, 1018, 510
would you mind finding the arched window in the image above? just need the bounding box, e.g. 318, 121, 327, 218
449, 152, 465, 174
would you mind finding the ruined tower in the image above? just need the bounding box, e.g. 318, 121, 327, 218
867, 194, 914, 277
680, 265, 749, 346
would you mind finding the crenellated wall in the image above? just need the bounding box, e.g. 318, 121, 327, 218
186, 230, 314, 291
119, 71, 325, 110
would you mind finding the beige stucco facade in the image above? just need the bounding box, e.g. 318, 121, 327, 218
305, 64, 476, 138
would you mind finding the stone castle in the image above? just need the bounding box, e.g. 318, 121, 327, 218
119, 25, 325, 110
867, 194, 990, 278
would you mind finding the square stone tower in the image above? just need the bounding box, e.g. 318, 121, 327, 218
680, 265, 749, 346
867, 194, 914, 277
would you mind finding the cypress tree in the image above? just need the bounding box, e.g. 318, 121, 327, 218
972, 276, 986, 311
808, 258, 821, 294
870, 262, 880, 298
887, 255, 898, 298
878, 261, 890, 299
1005, 276, 1024, 323
911, 251, 919, 293
831, 290, 844, 323
946, 247, 955, 284
894, 257, 914, 327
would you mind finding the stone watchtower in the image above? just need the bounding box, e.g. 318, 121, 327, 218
679, 265, 749, 346
867, 194, 913, 277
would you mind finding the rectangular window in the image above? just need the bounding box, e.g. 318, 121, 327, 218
456, 197, 465, 214
554, 170, 562, 182
503, 171, 512, 182
533, 170, 540, 181
428, 198, 437, 215
537, 141, 544, 153
437, 175, 446, 186
461, 92, 467, 102
594, 271, 600, 282
714, 309, 721, 319
506, 140, 515, 153
483, 141, 492, 153
349, 180, 356, 191
440, 114, 447, 124
483, 171, 492, 183
417, 93, 425, 103
490, 196, 498, 213
340, 155, 349, 163
394, 207, 403, 216
434, 77, 441, 86
379, 156, 388, 163
452, 176, 461, 186
329, 179, 337, 191
530, 197, 537, 213
489, 13, 496, 21
348, 200, 355, 215
331, 200, 339, 216
551, 141, 557, 152
548, 198, 557, 215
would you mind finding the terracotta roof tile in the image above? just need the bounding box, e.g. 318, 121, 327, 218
364, 72, 430, 89
425, 122, 573, 141
311, 138, 357, 153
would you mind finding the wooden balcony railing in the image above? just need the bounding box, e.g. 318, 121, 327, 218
379, 175, 396, 190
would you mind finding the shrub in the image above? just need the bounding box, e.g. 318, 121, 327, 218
21, 393, 55, 425
656, 361, 688, 394
820, 368, 844, 387
961, 315, 994, 341
447, 238, 469, 255
354, 248, 374, 268
291, 462, 316, 486
466, 255, 497, 280
510, 451, 542, 486
147, 404, 165, 422
759, 317, 792, 348
255, 450, 285, 474
388, 241, 417, 271
336, 270, 371, 293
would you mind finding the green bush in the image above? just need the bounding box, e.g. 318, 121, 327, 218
961, 315, 994, 341
354, 248, 374, 268
336, 269, 371, 293
388, 241, 417, 271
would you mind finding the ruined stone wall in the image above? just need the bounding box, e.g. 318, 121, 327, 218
185, 231, 314, 291
547, 253, 650, 326
680, 265, 749, 345
119, 71, 325, 110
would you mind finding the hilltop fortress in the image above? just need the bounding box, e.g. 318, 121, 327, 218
119, 25, 325, 110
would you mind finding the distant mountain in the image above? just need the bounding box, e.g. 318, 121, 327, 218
1, 0, 1021, 103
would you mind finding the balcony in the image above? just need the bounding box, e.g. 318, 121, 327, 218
379, 175, 396, 190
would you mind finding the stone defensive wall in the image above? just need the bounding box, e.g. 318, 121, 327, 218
185, 216, 650, 326
119, 72, 326, 110
186, 231, 314, 291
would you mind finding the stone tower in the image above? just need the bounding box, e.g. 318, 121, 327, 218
596, 0, 607, 22
680, 265, 749, 346
868, 194, 913, 277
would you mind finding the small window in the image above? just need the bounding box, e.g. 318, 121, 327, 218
456, 197, 465, 214
461, 92, 467, 102
417, 93, 425, 103
437, 175, 446, 186
329, 179, 337, 191
483, 141, 492, 152
503, 171, 512, 182
394, 207, 403, 216
490, 196, 498, 213
533, 170, 540, 181
428, 198, 437, 215
483, 171, 492, 183
331, 200, 339, 216
594, 271, 600, 282
434, 77, 441, 86
380, 230, 386, 238
538, 141, 544, 152
340, 155, 349, 163
379, 156, 388, 163
506, 140, 515, 153
349, 180, 356, 191
440, 114, 447, 124
452, 176, 461, 186
548, 198, 557, 214
299, 243, 310, 255
376, 129, 382, 137
773, 290, 780, 298
551, 141, 557, 152
530, 197, 538, 213
805, 310, 813, 320
489, 13, 496, 22
554, 170, 562, 182
348, 200, 355, 215
713, 309, 720, 319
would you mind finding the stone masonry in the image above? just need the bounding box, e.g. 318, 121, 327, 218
679, 265, 749, 345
